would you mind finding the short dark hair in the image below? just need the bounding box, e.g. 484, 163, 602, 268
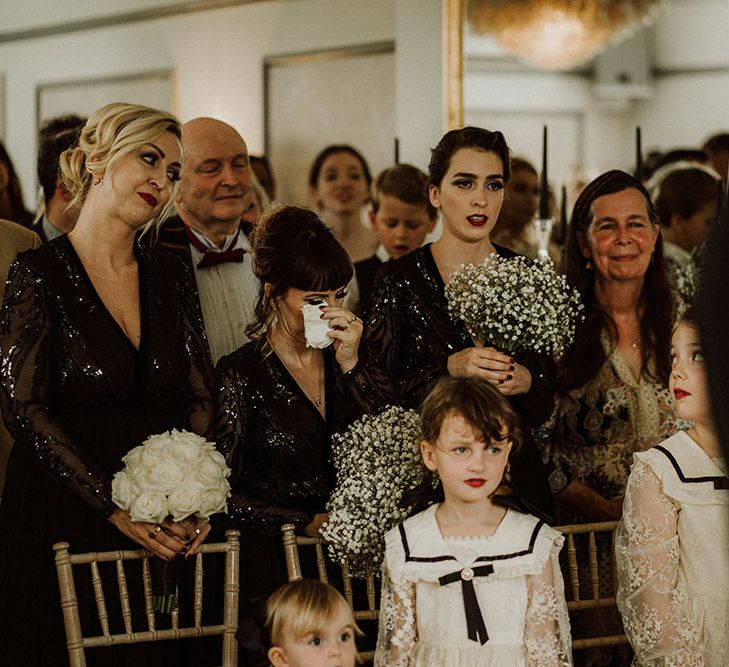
247, 205, 353, 340
654, 167, 720, 228
703, 133, 729, 155
37, 115, 86, 204
372, 163, 436, 220
308, 144, 372, 189
428, 127, 511, 189
0, 139, 30, 222
420, 376, 522, 452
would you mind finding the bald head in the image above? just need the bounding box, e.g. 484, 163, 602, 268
176, 117, 252, 234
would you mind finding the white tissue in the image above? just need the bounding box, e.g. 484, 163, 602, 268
302, 303, 333, 349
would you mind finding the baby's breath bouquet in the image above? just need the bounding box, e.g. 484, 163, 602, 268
445, 255, 583, 357
321, 406, 423, 578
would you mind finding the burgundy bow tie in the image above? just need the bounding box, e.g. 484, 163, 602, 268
185, 225, 246, 269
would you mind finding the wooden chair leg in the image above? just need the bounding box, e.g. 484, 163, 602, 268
281, 524, 302, 581
222, 530, 240, 667
54, 542, 87, 667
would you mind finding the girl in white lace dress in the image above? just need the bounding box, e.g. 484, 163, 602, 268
375, 377, 572, 666
616, 310, 729, 666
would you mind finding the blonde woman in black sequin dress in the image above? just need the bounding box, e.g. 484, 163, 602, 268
0, 103, 215, 666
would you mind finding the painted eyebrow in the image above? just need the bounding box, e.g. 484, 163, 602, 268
451, 171, 504, 180
149, 143, 166, 159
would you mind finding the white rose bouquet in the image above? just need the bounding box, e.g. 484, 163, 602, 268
445, 255, 583, 357
321, 406, 424, 578
112, 429, 231, 524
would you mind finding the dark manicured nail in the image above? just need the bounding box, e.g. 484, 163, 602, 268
498, 379, 504, 384
507, 374, 513, 380
509, 365, 515, 371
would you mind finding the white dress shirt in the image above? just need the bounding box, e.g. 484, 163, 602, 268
188, 227, 259, 363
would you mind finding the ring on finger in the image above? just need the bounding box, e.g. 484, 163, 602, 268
194, 527, 202, 536
149, 525, 163, 539
348, 315, 357, 323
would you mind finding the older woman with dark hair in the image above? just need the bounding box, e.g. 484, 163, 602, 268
215, 205, 388, 663
546, 170, 681, 522
0, 139, 34, 226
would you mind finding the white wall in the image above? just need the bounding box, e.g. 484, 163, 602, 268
0, 0, 444, 207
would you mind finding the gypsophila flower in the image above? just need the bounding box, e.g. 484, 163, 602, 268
321, 406, 423, 577
112, 429, 231, 524
445, 255, 583, 357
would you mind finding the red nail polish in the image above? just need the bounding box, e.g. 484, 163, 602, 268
507, 374, 513, 380
509, 365, 515, 371
498, 379, 504, 384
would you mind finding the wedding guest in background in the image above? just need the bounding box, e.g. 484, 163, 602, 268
364, 126, 554, 519
0, 218, 40, 499
250, 154, 277, 202
215, 205, 388, 665
702, 132, 729, 181
308, 144, 378, 263
616, 309, 728, 665
0, 139, 33, 227
347, 163, 436, 315
546, 170, 679, 522
0, 103, 215, 666
650, 162, 719, 267
31, 113, 86, 241
151, 117, 259, 363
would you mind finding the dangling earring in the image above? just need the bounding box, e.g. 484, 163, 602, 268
504, 462, 512, 484
93, 177, 102, 186
585, 259, 593, 270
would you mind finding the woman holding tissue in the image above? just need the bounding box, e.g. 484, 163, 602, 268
215, 205, 387, 664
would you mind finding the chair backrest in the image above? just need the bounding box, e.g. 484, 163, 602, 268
281, 523, 378, 661
555, 520, 628, 651
53, 529, 240, 667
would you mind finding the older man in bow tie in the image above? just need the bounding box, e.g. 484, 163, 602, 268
154, 117, 260, 363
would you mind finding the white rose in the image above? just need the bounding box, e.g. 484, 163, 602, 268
167, 481, 205, 522
111, 470, 133, 511
141, 434, 170, 466
147, 459, 185, 493
196, 487, 228, 519
167, 438, 204, 470
130, 490, 167, 523
121, 445, 145, 469
195, 451, 229, 484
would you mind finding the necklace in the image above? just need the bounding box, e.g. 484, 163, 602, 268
270, 337, 324, 409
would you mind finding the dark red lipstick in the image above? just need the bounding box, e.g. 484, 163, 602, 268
138, 192, 158, 207
467, 215, 488, 227
465, 479, 485, 487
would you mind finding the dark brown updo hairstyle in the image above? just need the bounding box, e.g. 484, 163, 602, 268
308, 144, 373, 189
560, 169, 675, 392
246, 205, 354, 341
652, 165, 720, 228
428, 126, 511, 189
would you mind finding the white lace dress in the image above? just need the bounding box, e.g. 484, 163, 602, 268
374, 505, 573, 666
616, 431, 729, 666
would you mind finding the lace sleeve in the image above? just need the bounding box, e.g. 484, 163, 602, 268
524, 553, 573, 666
0, 257, 116, 517
178, 257, 215, 439
615, 458, 702, 665
374, 560, 417, 667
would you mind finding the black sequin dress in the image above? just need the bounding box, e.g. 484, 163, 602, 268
0, 235, 215, 666
215, 338, 386, 659
363, 243, 555, 519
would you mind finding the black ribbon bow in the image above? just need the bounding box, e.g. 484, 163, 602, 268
438, 564, 494, 645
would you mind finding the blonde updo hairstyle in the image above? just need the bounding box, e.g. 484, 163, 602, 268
59, 102, 181, 225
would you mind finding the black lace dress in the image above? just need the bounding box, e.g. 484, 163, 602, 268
215, 338, 388, 660
0, 235, 215, 666
363, 243, 555, 519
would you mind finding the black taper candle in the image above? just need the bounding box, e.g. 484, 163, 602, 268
557, 184, 568, 244
539, 125, 549, 219
635, 126, 643, 182
394, 137, 400, 165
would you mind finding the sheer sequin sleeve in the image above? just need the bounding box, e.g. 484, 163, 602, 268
0, 257, 116, 517
214, 358, 316, 534
524, 552, 573, 666
364, 266, 449, 405
615, 459, 702, 665
374, 559, 417, 667
176, 255, 215, 438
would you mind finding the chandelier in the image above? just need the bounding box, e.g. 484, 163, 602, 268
467, 0, 668, 71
